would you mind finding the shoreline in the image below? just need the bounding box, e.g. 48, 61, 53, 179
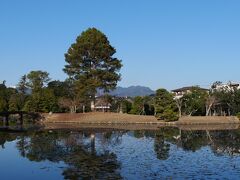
43, 122, 240, 131
42, 112, 240, 128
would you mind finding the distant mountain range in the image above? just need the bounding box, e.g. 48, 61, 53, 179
98, 86, 155, 97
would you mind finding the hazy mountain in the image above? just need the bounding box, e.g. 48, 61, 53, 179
98, 86, 155, 97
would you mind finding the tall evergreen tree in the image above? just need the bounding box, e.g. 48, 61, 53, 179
63, 28, 122, 105
26, 71, 50, 93
154, 89, 178, 121
17, 75, 28, 94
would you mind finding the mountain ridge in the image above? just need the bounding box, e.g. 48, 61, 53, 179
98, 86, 155, 97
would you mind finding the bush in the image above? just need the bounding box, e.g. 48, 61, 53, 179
236, 112, 240, 120
155, 89, 179, 121
156, 108, 179, 122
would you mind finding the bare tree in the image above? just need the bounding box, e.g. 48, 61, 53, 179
205, 95, 216, 116
174, 97, 183, 118
58, 97, 79, 113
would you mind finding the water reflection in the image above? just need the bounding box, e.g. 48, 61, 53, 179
20, 131, 121, 179
1, 127, 240, 179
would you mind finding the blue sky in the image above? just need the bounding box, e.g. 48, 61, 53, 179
1, 0, 240, 90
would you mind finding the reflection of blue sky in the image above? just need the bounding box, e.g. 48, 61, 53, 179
1, 131, 240, 179
0, 140, 66, 180
96, 133, 240, 179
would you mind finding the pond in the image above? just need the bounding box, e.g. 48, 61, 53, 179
1, 127, 240, 179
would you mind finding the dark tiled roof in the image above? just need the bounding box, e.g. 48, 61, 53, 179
171, 86, 209, 92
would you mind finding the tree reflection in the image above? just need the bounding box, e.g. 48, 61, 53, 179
154, 131, 170, 160
209, 130, 240, 156
2, 128, 240, 179
16, 135, 28, 157
180, 131, 208, 152
153, 127, 180, 160
15, 131, 122, 180
152, 127, 240, 159
62, 147, 120, 179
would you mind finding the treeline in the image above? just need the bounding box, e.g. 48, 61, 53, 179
119, 84, 240, 121
1, 27, 240, 121
2, 74, 240, 122
0, 71, 66, 113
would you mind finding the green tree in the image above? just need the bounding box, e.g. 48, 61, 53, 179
121, 99, 132, 113
129, 96, 154, 115
129, 96, 144, 115
0, 83, 17, 112
63, 28, 122, 109
182, 87, 208, 116
8, 93, 26, 111
26, 71, 50, 93
17, 75, 28, 94
0, 83, 8, 112
23, 89, 58, 113
23, 71, 58, 113
7, 75, 30, 112
56, 79, 83, 113
154, 89, 178, 121
47, 80, 70, 98
47, 80, 74, 112
143, 96, 155, 115
232, 89, 240, 115
212, 87, 240, 116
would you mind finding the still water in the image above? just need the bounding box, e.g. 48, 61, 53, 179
1, 127, 240, 179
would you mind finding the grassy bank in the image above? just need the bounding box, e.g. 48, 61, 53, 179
43, 112, 158, 124
43, 112, 239, 125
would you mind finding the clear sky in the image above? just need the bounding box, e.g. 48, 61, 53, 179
1, 0, 240, 90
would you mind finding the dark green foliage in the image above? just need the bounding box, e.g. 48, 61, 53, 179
121, 100, 132, 113
0, 83, 18, 112
129, 96, 155, 115
23, 89, 58, 113
47, 80, 70, 98
182, 87, 208, 116
154, 89, 178, 121
17, 71, 59, 113
237, 112, 240, 120
129, 96, 144, 115
64, 28, 122, 107
8, 93, 26, 111
109, 98, 132, 113
0, 84, 8, 112
208, 82, 240, 116
17, 75, 28, 94
26, 71, 50, 93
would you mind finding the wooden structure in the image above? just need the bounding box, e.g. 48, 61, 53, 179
91, 97, 112, 112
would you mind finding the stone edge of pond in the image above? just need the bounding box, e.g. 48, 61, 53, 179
43, 121, 240, 125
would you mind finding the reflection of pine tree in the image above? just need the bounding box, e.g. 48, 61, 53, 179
16, 135, 28, 157
16, 131, 122, 179
62, 148, 121, 180
154, 132, 170, 160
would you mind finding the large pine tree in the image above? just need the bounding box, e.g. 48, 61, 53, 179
64, 28, 122, 101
